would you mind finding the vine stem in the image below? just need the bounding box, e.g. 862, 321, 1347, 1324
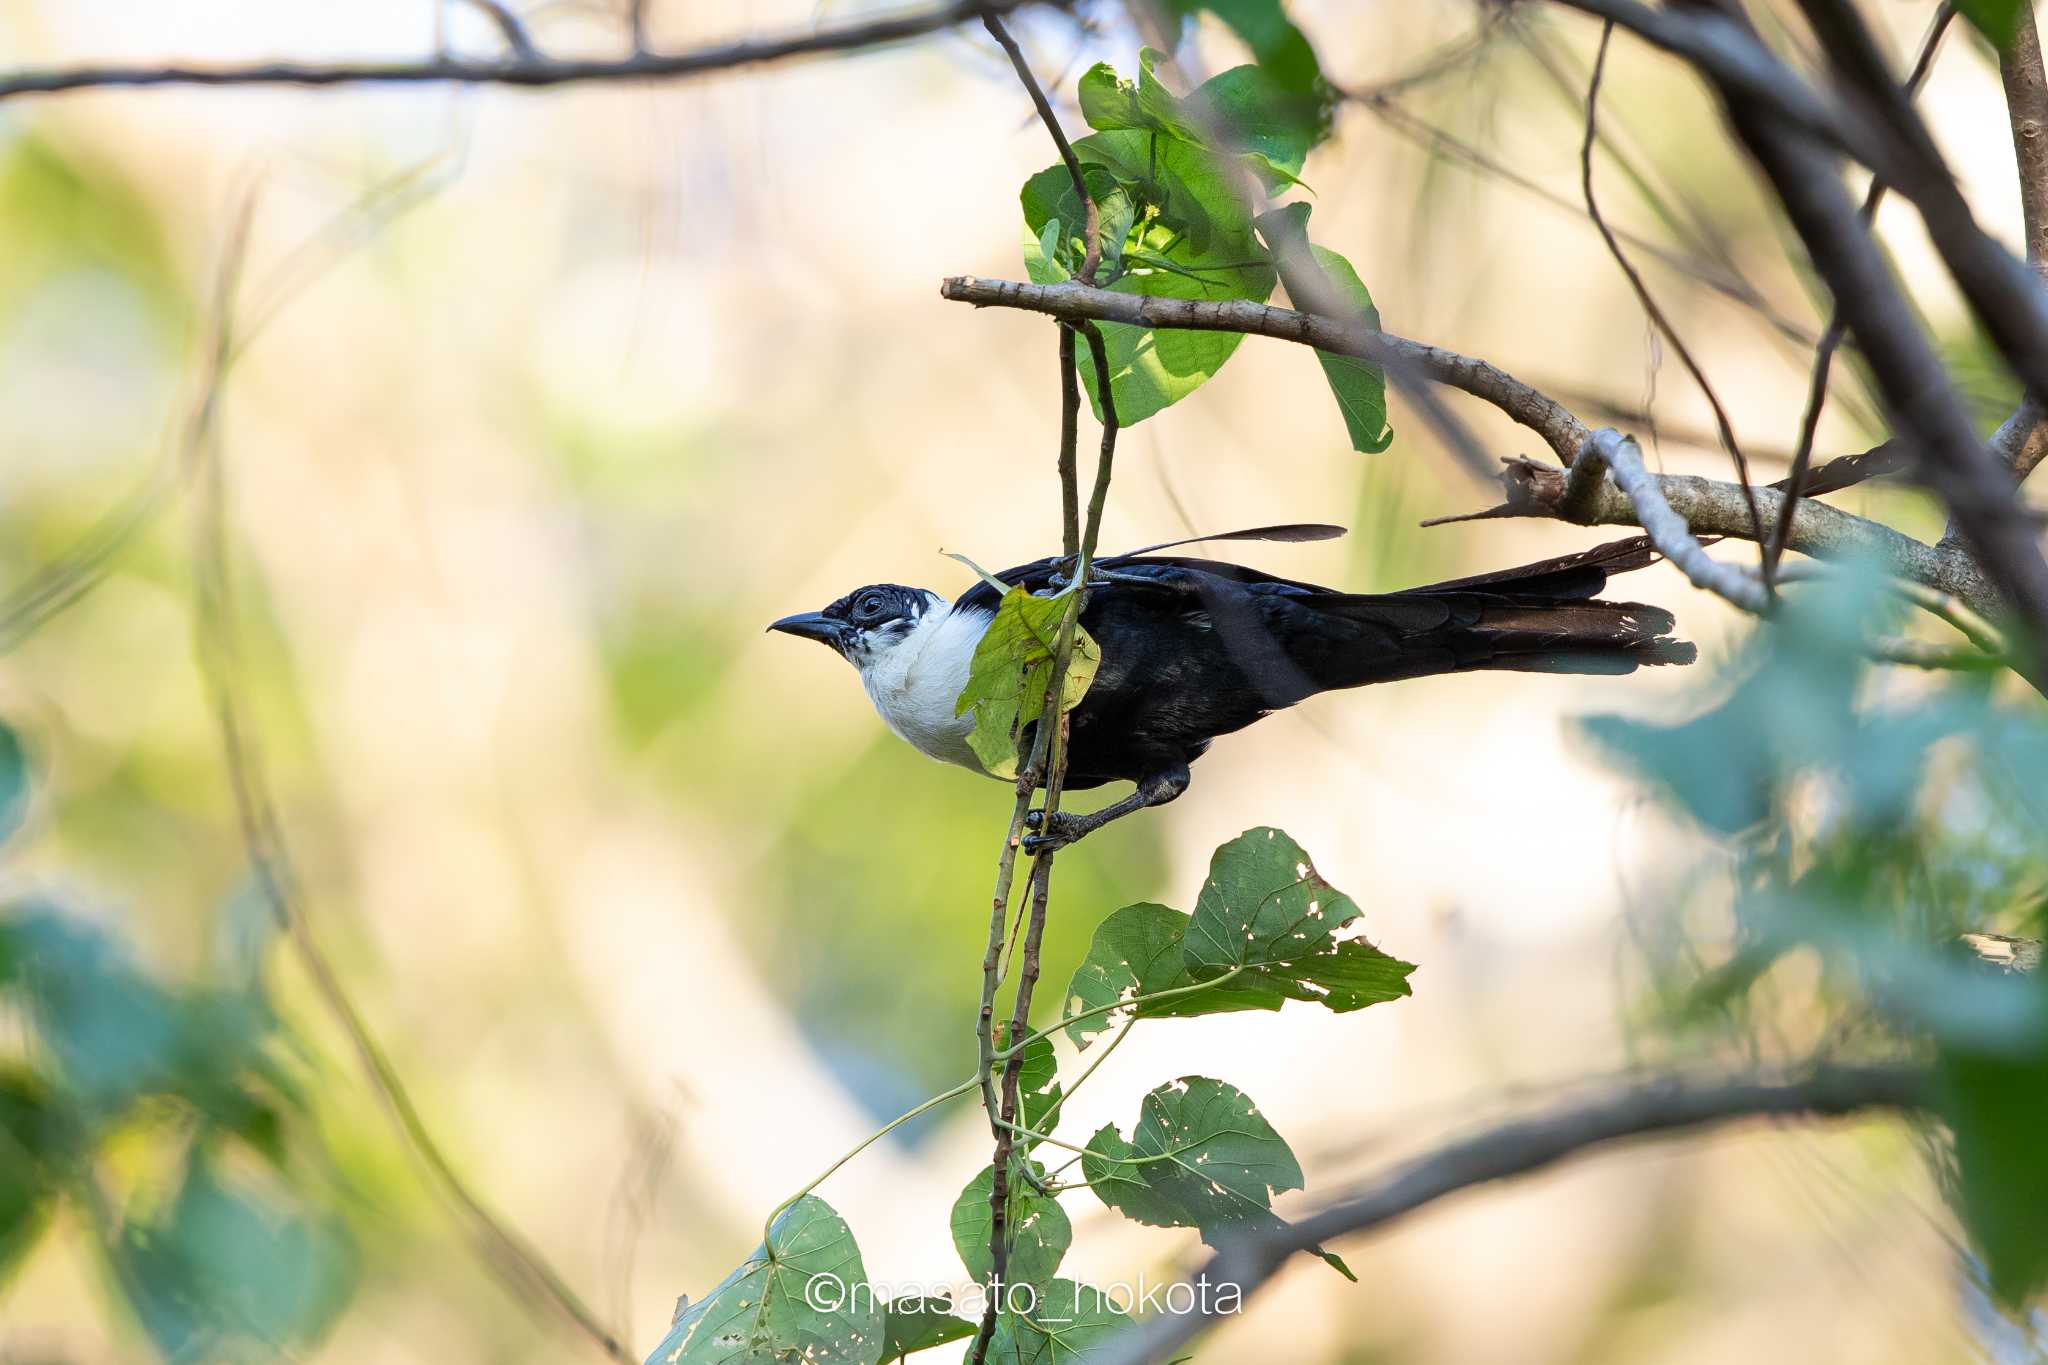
758, 1077, 980, 1246
968, 313, 1120, 1365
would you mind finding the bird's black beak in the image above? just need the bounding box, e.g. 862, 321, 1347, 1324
767, 611, 845, 651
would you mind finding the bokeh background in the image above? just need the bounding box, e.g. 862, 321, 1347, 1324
0, 0, 2033, 1360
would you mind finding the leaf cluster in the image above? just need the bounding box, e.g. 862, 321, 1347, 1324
0, 721, 357, 1361
1584, 563, 2048, 1308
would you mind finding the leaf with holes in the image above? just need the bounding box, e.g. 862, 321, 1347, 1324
950, 1162, 1071, 1291
1063, 902, 1294, 1048
955, 587, 1099, 780
985, 1279, 1131, 1364
1182, 828, 1416, 1007
643, 1195, 881, 1365
1013, 1032, 1064, 1137
877, 1295, 974, 1361
1082, 1077, 1352, 1278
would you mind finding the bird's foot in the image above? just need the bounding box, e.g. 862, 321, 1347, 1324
1021, 809, 1088, 854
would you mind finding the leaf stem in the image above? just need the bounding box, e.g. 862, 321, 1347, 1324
994, 964, 1249, 1061
759, 1074, 981, 1247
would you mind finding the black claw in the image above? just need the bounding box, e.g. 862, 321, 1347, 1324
1023, 808, 1044, 831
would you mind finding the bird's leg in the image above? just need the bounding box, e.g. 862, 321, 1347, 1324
1022, 764, 1190, 854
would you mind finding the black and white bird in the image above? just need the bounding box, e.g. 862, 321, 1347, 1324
769, 528, 1694, 852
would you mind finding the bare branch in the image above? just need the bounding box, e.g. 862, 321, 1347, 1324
0, 0, 1046, 100
939, 275, 1590, 462
980, 10, 1099, 284
1566, 429, 1768, 611
1770, 4, 1956, 583
1093, 1065, 1928, 1365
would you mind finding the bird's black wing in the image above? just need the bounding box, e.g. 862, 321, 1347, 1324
953, 552, 1334, 614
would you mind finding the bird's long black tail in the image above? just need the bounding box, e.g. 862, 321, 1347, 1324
1313, 535, 1697, 688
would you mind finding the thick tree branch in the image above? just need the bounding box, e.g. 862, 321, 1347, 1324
1094, 1065, 1929, 1365
939, 276, 1590, 462
1444, 451, 2001, 616
940, 275, 2021, 622
0, 0, 1046, 100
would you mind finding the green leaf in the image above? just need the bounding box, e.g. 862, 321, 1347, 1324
1182, 828, 1417, 1006
1256, 203, 1391, 453
1081, 1077, 1353, 1278
1956, 0, 2025, 45
954, 588, 1099, 780
1077, 50, 1202, 142
950, 1162, 1071, 1290
877, 1295, 974, 1361
1582, 566, 1911, 834
1158, 0, 1330, 102
1020, 127, 1277, 424
115, 1148, 357, 1363
4, 902, 283, 1127
644, 1194, 882, 1365
0, 720, 25, 848
1936, 969, 2048, 1307
1014, 1033, 1063, 1138
1062, 902, 1292, 1046
984, 1278, 1130, 1365
0, 1069, 62, 1285
1063, 833, 1416, 1047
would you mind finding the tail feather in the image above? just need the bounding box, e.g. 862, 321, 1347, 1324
1304, 540, 1695, 686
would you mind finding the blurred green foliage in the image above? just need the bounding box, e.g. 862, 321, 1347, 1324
1585, 565, 2048, 1309
0, 719, 358, 1359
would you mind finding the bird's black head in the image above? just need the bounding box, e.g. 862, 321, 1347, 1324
768, 582, 940, 666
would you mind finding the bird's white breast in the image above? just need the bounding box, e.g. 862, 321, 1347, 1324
856, 601, 994, 775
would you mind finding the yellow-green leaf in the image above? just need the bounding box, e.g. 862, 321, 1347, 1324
954, 588, 1099, 779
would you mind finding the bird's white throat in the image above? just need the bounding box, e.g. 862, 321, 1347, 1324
853, 598, 994, 775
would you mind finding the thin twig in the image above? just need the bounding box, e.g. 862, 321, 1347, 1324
940, 276, 1589, 461
980, 8, 1099, 284
967, 322, 1117, 1365
1582, 21, 1765, 555
1091, 1065, 1928, 1365
461, 0, 541, 60
184, 199, 630, 1364
1769, 4, 1955, 585
0, 0, 1042, 100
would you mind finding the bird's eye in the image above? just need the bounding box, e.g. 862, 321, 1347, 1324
857, 593, 887, 620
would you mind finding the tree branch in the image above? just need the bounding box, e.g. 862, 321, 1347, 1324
0, 0, 1046, 100
1093, 1065, 1929, 1365
2002, 0, 2048, 275
1564, 429, 1768, 611
939, 275, 1590, 462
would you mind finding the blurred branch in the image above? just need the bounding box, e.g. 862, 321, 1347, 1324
1771, 3, 1955, 584
185, 200, 633, 1365
1093, 1065, 1929, 1365
461, 0, 541, 61
939, 275, 1591, 462
0, 0, 1049, 100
